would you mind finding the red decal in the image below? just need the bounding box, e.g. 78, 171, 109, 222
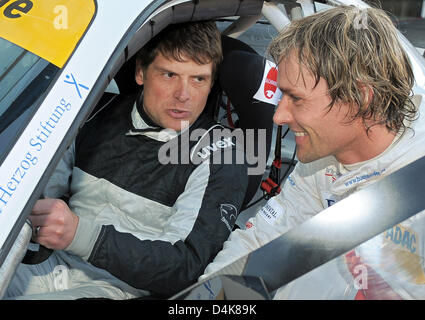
264, 67, 278, 99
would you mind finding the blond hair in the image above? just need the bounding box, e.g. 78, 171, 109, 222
268, 6, 416, 133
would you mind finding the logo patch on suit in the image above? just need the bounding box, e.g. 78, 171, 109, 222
259, 197, 283, 225
220, 204, 238, 232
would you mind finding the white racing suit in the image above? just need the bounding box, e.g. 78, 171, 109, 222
202, 94, 425, 299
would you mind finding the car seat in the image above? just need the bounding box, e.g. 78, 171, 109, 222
214, 53, 276, 209
206, 36, 276, 210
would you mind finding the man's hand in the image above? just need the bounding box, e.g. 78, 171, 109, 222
30, 198, 79, 250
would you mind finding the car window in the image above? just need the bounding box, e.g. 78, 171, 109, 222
0, 38, 59, 163
0, 38, 40, 110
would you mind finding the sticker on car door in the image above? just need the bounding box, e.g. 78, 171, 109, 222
0, 0, 96, 67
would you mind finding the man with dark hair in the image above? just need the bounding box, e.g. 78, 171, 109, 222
6, 21, 248, 299
202, 6, 425, 299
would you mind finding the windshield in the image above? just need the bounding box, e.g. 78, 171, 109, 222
0, 37, 59, 162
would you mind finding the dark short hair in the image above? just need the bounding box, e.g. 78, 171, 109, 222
136, 21, 222, 79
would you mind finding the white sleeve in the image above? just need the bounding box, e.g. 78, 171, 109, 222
201, 162, 325, 280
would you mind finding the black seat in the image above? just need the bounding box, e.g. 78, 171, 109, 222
214, 48, 275, 209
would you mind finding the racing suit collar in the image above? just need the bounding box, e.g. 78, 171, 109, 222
126, 90, 189, 142
135, 90, 161, 128
127, 89, 218, 142
330, 94, 424, 195
127, 102, 179, 142
336, 95, 422, 175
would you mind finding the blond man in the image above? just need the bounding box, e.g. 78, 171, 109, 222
202, 6, 425, 299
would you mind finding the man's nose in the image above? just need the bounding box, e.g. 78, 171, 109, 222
174, 79, 190, 102
273, 95, 293, 125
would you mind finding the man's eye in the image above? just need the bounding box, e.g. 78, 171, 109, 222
281, 92, 301, 102
164, 72, 175, 78
194, 76, 206, 83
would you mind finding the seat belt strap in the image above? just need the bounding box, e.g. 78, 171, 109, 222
261, 125, 282, 199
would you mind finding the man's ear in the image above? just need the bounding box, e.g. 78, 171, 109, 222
135, 61, 144, 85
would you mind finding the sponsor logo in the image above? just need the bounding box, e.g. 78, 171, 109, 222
197, 137, 235, 159
259, 197, 283, 225
385, 225, 417, 253
0, 98, 72, 213
253, 60, 282, 105
264, 67, 278, 99
344, 169, 386, 187
1, 0, 33, 19
64, 73, 89, 99
220, 204, 238, 232
325, 168, 337, 182
287, 175, 296, 186
0, 0, 95, 67
157, 122, 268, 176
